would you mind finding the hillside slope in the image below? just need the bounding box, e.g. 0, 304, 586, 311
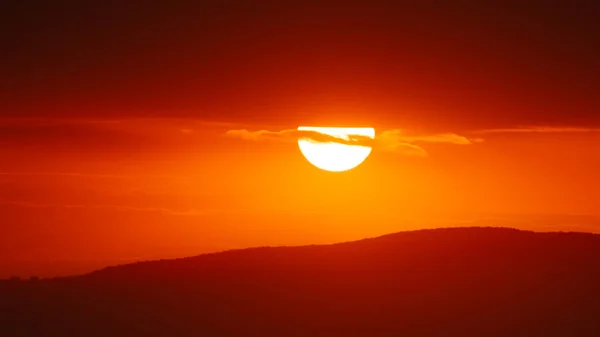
2, 227, 600, 337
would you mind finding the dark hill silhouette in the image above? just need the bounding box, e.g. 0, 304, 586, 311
2, 227, 600, 336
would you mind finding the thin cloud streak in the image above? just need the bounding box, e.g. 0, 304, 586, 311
0, 117, 247, 128
226, 128, 478, 157
0, 200, 208, 216
0, 172, 190, 181
474, 126, 600, 134
0, 200, 343, 217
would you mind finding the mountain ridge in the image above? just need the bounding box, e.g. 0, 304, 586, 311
2, 226, 600, 336
0, 226, 589, 282
82, 226, 597, 276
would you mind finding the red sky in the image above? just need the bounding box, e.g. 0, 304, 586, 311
1, 1, 599, 277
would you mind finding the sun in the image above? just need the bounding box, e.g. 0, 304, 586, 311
297, 126, 375, 172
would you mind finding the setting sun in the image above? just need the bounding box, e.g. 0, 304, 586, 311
297, 126, 375, 172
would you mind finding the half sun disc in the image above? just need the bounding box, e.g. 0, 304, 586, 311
297, 126, 375, 172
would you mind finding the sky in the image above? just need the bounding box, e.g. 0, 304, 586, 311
1, 1, 600, 277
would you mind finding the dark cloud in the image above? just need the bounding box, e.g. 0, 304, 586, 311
0, 118, 230, 155
0, 123, 139, 151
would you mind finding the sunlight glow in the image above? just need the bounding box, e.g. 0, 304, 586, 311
297, 126, 375, 172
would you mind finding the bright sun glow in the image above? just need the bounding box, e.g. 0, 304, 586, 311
297, 126, 375, 172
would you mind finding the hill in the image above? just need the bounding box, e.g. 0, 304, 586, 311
2, 227, 600, 336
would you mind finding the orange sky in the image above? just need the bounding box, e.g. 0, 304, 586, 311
1, 2, 599, 277
1, 119, 599, 277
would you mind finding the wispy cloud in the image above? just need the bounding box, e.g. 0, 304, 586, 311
225, 128, 479, 157
0, 172, 189, 181
0, 200, 207, 216
474, 126, 600, 134
0, 117, 246, 154
0, 117, 246, 128
226, 129, 374, 145
387, 131, 483, 145
0, 200, 304, 217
